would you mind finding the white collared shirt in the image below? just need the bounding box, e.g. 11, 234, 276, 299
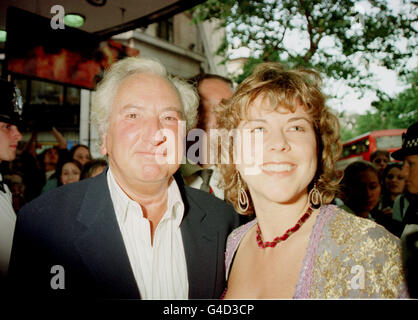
107, 168, 188, 299
184, 165, 225, 200
0, 173, 16, 276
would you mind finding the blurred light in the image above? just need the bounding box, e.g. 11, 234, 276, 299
64, 14, 85, 28
0, 30, 6, 42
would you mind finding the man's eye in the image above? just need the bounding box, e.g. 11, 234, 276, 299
163, 116, 178, 121
127, 113, 138, 119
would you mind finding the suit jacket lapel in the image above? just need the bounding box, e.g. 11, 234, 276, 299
176, 173, 220, 299
73, 169, 140, 299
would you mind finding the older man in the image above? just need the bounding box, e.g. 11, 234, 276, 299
9, 57, 239, 299
0, 79, 23, 280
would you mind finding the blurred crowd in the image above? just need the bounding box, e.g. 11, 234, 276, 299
1, 127, 107, 213
336, 148, 416, 238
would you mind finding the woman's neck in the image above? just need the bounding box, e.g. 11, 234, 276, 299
252, 192, 311, 241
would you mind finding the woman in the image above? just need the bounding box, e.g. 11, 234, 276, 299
379, 162, 406, 236
41, 158, 83, 193
340, 161, 382, 220
69, 144, 91, 166
58, 159, 82, 186
41, 145, 90, 193
339, 160, 401, 235
381, 162, 406, 211
80, 158, 107, 179
216, 62, 408, 298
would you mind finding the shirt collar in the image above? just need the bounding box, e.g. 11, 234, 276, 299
107, 168, 184, 227
180, 160, 202, 177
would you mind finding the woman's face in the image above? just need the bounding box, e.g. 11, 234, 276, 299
235, 95, 318, 206
348, 169, 381, 214
385, 167, 405, 196
73, 146, 91, 166
91, 165, 106, 178
60, 162, 81, 185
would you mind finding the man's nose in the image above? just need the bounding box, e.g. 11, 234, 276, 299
144, 117, 166, 146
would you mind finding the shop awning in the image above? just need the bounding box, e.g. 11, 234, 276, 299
0, 0, 205, 38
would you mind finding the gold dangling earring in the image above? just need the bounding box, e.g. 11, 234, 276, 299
308, 181, 322, 209
237, 171, 249, 214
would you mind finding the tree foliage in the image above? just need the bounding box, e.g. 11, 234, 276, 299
340, 71, 418, 141
192, 0, 417, 94
355, 71, 417, 131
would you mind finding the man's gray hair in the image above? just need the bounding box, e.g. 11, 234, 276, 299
92, 57, 198, 142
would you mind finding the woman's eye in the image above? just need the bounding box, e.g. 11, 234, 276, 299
289, 125, 305, 132
251, 127, 265, 133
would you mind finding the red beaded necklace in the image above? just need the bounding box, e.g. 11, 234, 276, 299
256, 206, 313, 248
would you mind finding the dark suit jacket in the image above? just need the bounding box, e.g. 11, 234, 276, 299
8, 169, 240, 299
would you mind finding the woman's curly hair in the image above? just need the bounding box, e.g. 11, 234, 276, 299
216, 62, 342, 215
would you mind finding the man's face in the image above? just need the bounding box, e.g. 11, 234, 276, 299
198, 78, 233, 132
0, 121, 22, 162
44, 148, 59, 166
372, 154, 389, 176
102, 72, 185, 189
401, 154, 418, 195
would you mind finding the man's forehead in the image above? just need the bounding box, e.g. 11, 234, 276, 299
113, 73, 182, 107
199, 78, 232, 94
405, 154, 418, 162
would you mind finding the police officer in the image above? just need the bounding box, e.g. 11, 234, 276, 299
392, 121, 418, 298
0, 79, 23, 279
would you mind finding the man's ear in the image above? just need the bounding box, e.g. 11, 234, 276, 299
100, 134, 107, 156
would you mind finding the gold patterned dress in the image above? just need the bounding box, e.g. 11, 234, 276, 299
224, 205, 409, 298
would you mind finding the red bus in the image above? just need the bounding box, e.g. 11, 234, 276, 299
336, 129, 406, 171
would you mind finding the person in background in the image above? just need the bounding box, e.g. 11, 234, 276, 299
3, 173, 25, 212
57, 159, 82, 186
382, 162, 406, 211
377, 162, 406, 236
0, 79, 23, 284
69, 144, 91, 167
39, 146, 60, 181
181, 74, 234, 200
391, 121, 418, 298
392, 122, 418, 238
8, 57, 240, 299
370, 149, 390, 179
340, 161, 382, 220
41, 144, 91, 193
38, 127, 68, 181
216, 62, 407, 298
80, 158, 107, 180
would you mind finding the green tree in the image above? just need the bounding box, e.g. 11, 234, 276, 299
354, 71, 418, 135
192, 0, 417, 94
